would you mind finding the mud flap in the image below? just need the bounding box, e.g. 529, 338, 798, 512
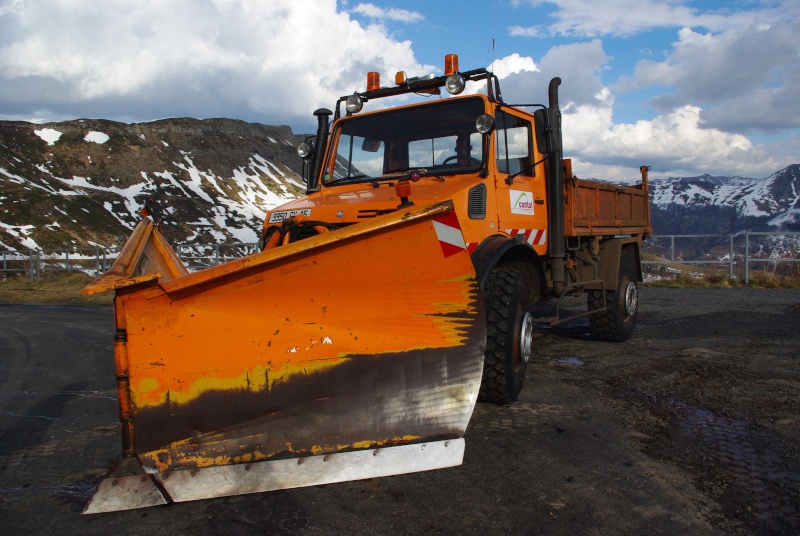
84, 201, 485, 512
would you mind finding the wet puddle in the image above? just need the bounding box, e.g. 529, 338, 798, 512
555, 357, 584, 366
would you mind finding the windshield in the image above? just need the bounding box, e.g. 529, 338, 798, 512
324, 97, 486, 184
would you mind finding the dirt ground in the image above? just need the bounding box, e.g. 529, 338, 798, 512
0, 287, 798, 535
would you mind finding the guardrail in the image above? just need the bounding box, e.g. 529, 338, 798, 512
0, 243, 257, 280
643, 232, 800, 283
174, 242, 259, 271
1, 247, 117, 282
642, 234, 735, 278
2, 233, 799, 284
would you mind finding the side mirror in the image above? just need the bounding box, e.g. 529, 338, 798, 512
534, 108, 562, 154
362, 138, 381, 153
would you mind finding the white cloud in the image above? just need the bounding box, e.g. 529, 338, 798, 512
497, 40, 609, 109
0, 0, 432, 130
352, 3, 424, 23
489, 53, 539, 78
619, 20, 800, 133
510, 0, 799, 37
494, 42, 793, 180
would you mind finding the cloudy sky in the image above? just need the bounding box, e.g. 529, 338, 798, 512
1, 0, 798, 181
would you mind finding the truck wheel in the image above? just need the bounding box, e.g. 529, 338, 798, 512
479, 267, 534, 404
588, 255, 638, 342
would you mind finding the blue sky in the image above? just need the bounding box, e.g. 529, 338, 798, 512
1, 0, 798, 180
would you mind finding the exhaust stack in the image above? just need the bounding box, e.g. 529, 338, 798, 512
545, 77, 566, 295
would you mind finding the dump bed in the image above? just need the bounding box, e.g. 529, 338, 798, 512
563, 173, 652, 238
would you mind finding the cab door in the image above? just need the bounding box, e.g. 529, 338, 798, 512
494, 109, 548, 255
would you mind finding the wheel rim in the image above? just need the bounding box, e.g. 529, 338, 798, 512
623, 281, 638, 318
519, 312, 534, 364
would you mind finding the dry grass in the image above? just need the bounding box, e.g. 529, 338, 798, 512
644, 268, 800, 289
0, 272, 113, 306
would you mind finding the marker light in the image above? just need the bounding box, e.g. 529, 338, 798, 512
367, 71, 380, 91
396, 179, 414, 208
345, 94, 363, 113
445, 73, 465, 95
444, 54, 459, 76
395, 180, 411, 198
476, 114, 496, 134
395, 71, 407, 86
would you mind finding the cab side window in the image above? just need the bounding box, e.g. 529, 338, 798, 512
496, 111, 533, 177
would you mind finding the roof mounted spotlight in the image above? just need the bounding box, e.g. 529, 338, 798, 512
296, 141, 313, 159
445, 73, 465, 95
345, 93, 364, 114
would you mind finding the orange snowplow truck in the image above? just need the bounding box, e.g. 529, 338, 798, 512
82, 54, 651, 513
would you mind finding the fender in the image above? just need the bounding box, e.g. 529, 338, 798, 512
588, 237, 642, 290
470, 234, 542, 291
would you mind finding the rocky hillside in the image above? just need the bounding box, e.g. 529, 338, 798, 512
0, 118, 306, 250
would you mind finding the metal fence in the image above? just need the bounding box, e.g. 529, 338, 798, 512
174, 242, 259, 271
2, 232, 799, 284
0, 243, 258, 281
1, 247, 117, 281
643, 232, 800, 283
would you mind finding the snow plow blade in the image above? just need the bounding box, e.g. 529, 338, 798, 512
83, 200, 485, 513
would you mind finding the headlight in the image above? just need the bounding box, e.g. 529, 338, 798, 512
445, 73, 465, 95
296, 141, 312, 159
346, 94, 363, 113
476, 114, 495, 134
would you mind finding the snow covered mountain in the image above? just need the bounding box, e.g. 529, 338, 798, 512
648, 165, 800, 235
0, 118, 306, 251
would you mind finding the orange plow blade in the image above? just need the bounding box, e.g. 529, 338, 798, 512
83, 201, 486, 513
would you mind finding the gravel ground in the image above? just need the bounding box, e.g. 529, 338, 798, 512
0, 287, 798, 535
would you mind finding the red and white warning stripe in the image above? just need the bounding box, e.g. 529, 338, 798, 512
506, 228, 547, 246
433, 211, 467, 257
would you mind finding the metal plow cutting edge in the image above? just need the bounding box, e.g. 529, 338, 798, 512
82, 201, 486, 513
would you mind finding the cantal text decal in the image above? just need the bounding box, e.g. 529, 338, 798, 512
510, 190, 534, 215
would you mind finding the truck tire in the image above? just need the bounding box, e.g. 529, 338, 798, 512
478, 267, 534, 404
588, 255, 638, 342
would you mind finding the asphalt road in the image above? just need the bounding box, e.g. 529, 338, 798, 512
1, 288, 798, 535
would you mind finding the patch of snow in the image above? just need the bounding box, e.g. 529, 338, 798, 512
0, 221, 41, 249
162, 140, 169, 147
268, 137, 277, 144
34, 128, 62, 146
85, 131, 110, 144
768, 207, 800, 227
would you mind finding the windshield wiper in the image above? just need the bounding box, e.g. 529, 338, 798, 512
335, 173, 369, 183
